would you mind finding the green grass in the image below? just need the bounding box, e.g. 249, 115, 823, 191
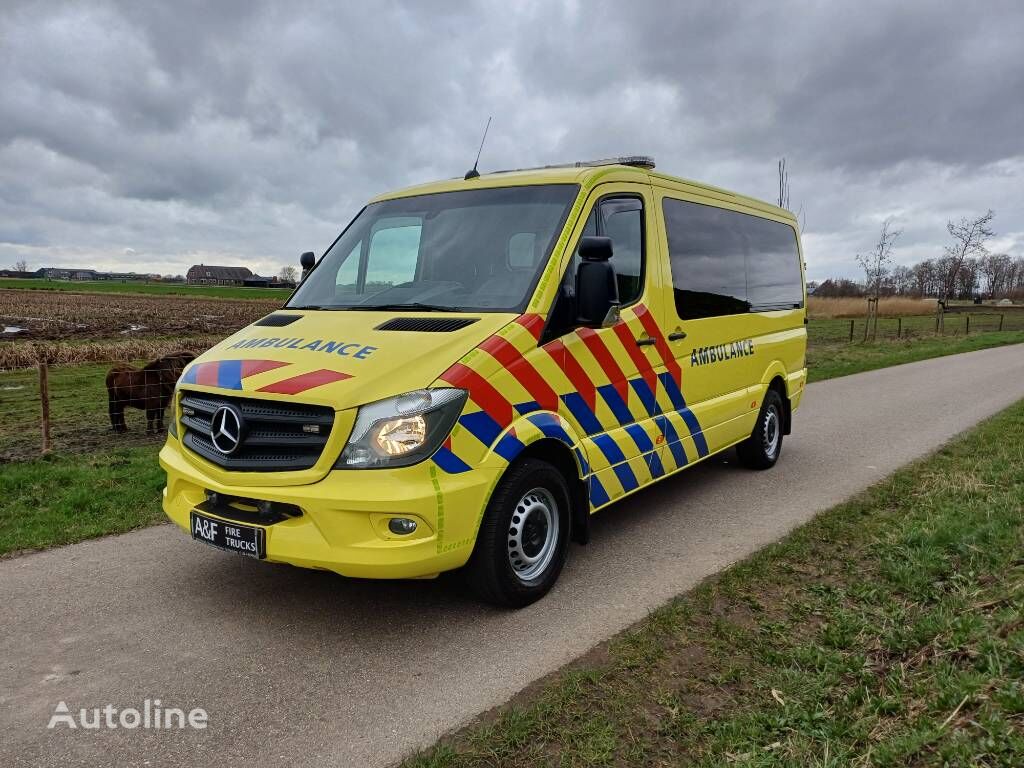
0, 277, 292, 300
0, 444, 165, 556
807, 329, 1024, 382
808, 312, 1024, 345
404, 400, 1024, 767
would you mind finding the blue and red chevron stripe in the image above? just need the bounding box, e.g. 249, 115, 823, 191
433, 305, 710, 480
181, 359, 352, 395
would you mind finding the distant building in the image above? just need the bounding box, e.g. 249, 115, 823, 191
40, 267, 98, 280
0, 269, 39, 279
186, 265, 254, 286
243, 275, 295, 289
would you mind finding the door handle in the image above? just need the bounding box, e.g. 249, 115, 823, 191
668, 331, 687, 341
635, 337, 657, 346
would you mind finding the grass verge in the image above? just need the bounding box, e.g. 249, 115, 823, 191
0, 444, 165, 556
807, 330, 1024, 382
405, 400, 1024, 767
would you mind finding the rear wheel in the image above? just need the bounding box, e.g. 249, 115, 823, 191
737, 388, 785, 470
465, 458, 571, 608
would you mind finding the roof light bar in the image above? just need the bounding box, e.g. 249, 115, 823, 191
575, 155, 656, 170
485, 155, 656, 176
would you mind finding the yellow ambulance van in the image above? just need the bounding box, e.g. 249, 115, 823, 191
161, 156, 807, 606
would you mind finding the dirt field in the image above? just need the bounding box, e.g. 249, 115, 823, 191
0, 289, 282, 341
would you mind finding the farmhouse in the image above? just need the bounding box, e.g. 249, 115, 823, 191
186, 264, 254, 286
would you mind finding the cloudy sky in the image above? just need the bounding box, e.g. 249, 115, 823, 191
1, 0, 1022, 281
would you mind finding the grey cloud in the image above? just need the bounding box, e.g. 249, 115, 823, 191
0, 0, 1022, 280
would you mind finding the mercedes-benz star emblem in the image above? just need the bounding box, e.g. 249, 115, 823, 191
210, 406, 243, 455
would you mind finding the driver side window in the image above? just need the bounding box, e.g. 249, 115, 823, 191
545, 195, 646, 341
560, 196, 645, 304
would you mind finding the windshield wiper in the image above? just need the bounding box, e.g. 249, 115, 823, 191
345, 302, 456, 312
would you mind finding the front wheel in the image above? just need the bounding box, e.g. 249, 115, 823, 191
464, 458, 571, 608
737, 389, 785, 470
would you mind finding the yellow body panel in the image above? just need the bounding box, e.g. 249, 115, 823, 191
161, 163, 807, 578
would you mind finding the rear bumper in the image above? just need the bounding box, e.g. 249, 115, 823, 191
160, 440, 499, 579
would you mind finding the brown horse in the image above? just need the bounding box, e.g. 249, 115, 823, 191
106, 352, 196, 434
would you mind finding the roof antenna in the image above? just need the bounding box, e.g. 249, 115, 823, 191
464, 116, 491, 180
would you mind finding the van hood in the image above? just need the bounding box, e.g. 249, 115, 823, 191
179, 310, 516, 409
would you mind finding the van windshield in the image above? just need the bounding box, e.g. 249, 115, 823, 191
288, 184, 579, 313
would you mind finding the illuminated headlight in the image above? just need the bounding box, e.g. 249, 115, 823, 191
336, 388, 467, 469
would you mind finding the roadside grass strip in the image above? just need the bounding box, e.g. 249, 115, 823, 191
0, 445, 165, 556
406, 400, 1024, 767
806, 330, 1024, 383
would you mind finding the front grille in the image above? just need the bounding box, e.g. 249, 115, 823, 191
179, 392, 334, 471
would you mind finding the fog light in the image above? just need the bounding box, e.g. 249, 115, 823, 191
388, 518, 418, 535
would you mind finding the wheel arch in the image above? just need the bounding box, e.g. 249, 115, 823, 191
485, 412, 591, 546
759, 366, 792, 436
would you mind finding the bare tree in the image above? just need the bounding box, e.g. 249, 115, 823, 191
14, 259, 28, 272
278, 265, 298, 283
856, 218, 901, 300
941, 210, 994, 303
978, 253, 1013, 299
890, 264, 914, 295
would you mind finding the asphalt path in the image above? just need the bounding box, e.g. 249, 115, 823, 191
3, 344, 1023, 767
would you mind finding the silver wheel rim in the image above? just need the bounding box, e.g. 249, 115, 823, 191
763, 405, 780, 460
507, 487, 559, 582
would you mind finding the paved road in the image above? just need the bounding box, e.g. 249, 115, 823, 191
3, 345, 1023, 767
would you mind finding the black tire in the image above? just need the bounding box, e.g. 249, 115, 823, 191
465, 458, 571, 608
737, 389, 785, 470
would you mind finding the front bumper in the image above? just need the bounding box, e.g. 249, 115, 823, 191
160, 440, 500, 579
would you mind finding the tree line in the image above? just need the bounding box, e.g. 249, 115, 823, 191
815, 210, 1024, 301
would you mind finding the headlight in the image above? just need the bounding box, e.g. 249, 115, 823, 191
168, 389, 180, 438
336, 388, 467, 469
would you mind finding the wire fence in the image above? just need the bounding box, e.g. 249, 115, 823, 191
809, 311, 1024, 344
0, 354, 195, 462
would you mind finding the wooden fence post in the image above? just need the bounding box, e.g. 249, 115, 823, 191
38, 361, 51, 454
999, 314, 1004, 331
897, 317, 902, 339
849, 320, 854, 342
965, 315, 970, 335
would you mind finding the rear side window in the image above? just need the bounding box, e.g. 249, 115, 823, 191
663, 198, 802, 320
743, 216, 803, 310
663, 199, 749, 319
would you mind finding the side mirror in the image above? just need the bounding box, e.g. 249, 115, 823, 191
299, 251, 316, 278
575, 236, 620, 328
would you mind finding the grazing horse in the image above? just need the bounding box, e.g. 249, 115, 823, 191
106, 352, 196, 434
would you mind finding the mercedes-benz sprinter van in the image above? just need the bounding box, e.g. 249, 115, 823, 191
161, 156, 807, 607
